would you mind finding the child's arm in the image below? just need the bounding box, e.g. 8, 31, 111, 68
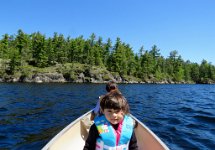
90, 96, 102, 120
129, 131, 138, 150
83, 123, 98, 150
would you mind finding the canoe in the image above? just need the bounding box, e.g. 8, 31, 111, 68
42, 110, 169, 150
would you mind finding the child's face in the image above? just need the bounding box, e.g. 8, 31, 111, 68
103, 108, 124, 125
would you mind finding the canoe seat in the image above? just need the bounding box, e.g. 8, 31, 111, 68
80, 117, 93, 141
81, 117, 93, 130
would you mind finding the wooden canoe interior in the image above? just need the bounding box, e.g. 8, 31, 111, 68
42, 111, 169, 150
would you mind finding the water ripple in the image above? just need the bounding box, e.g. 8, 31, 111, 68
0, 83, 215, 150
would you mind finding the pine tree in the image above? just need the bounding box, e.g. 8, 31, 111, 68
103, 38, 112, 67
31, 32, 47, 67
15, 29, 31, 66
0, 34, 10, 59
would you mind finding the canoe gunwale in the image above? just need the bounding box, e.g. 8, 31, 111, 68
130, 114, 170, 150
42, 110, 92, 150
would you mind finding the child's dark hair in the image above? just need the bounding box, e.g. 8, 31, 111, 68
106, 81, 118, 92
100, 91, 130, 114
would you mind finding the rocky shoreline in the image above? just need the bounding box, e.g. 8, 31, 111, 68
0, 72, 198, 84
1, 62, 214, 84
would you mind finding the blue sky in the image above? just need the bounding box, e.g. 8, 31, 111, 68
1, 0, 214, 65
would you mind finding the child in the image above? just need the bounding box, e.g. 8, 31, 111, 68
84, 91, 138, 150
90, 80, 121, 121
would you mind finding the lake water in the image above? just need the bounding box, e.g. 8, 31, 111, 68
0, 83, 214, 150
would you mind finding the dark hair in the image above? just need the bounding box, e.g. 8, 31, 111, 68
100, 91, 130, 114
106, 81, 118, 92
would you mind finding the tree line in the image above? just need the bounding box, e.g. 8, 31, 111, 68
0, 29, 215, 83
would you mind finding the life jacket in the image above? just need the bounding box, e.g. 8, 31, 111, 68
94, 115, 134, 150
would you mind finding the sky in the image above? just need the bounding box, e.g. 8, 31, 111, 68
0, 0, 214, 65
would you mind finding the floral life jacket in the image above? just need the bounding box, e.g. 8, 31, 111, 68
94, 115, 134, 150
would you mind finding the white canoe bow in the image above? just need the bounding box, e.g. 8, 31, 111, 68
42, 110, 169, 150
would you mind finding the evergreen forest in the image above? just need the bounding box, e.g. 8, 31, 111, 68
0, 29, 215, 83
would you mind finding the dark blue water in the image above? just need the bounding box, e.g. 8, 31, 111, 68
0, 83, 214, 150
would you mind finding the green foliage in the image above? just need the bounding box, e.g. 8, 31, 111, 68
155, 66, 164, 81
0, 30, 215, 83
0, 34, 10, 59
